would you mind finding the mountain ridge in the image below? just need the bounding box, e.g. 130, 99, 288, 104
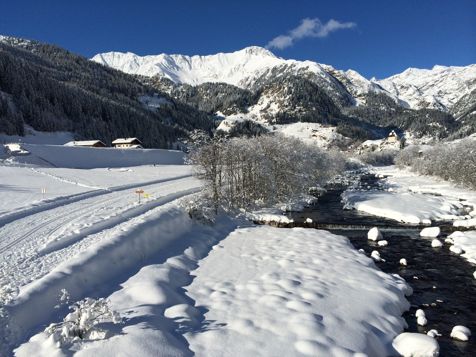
92, 46, 476, 114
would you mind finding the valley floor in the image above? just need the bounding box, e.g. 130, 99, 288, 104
1, 159, 474, 356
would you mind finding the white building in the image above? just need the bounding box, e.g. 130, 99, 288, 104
111, 138, 143, 148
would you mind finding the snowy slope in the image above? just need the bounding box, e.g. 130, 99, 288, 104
377, 64, 476, 111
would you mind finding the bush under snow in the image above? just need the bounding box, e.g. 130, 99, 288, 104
44, 297, 121, 346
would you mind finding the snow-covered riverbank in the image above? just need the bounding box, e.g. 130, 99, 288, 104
343, 166, 476, 225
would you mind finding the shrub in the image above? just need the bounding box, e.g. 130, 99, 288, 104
45, 297, 121, 346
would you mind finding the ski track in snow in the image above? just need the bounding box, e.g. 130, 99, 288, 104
0, 176, 201, 289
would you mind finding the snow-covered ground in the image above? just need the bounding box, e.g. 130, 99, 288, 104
14, 226, 412, 357
3, 147, 451, 356
186, 227, 411, 357
343, 166, 475, 225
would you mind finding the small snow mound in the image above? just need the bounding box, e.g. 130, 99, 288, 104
368, 227, 382, 241
392, 332, 439, 357
305, 218, 313, 224
431, 239, 443, 248
473, 271, 476, 279
378, 240, 388, 247
400, 258, 408, 266
420, 227, 440, 238
358, 248, 365, 254
450, 325, 471, 341
427, 329, 441, 338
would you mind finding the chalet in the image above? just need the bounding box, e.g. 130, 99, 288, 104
65, 140, 106, 148
111, 137, 143, 149
387, 130, 400, 143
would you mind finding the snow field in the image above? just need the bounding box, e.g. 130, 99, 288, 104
0, 176, 201, 289
185, 227, 411, 356
9, 198, 232, 354
0, 166, 90, 217
17, 144, 185, 169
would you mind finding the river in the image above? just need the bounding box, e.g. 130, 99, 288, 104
286, 174, 476, 356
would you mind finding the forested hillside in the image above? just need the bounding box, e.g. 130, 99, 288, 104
0, 37, 214, 148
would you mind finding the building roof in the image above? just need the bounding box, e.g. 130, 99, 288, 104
111, 137, 142, 145
65, 140, 106, 147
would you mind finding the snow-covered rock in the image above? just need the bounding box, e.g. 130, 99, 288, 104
400, 258, 408, 266
305, 218, 313, 224
450, 325, 471, 341
415, 309, 426, 318
378, 240, 388, 247
453, 217, 476, 228
371, 250, 384, 262
450, 245, 464, 255
417, 315, 428, 326
392, 332, 439, 357
420, 227, 440, 238
368, 227, 383, 241
415, 309, 428, 326
447, 231, 476, 264
431, 239, 443, 248
427, 329, 441, 338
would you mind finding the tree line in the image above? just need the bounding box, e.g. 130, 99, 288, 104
189, 134, 346, 210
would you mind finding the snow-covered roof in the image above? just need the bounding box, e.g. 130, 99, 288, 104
111, 137, 142, 145
65, 140, 105, 147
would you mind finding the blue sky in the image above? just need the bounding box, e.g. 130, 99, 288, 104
1, 0, 475, 78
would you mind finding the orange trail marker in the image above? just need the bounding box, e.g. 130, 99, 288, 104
135, 189, 144, 203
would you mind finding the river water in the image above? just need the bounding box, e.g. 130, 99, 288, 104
287, 174, 476, 356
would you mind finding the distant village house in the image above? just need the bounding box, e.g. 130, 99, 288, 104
387, 130, 400, 143
112, 137, 143, 149
65, 140, 106, 148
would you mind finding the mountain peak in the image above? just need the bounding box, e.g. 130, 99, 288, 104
239, 46, 276, 58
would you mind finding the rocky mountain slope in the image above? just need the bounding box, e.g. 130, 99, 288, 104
93, 46, 476, 140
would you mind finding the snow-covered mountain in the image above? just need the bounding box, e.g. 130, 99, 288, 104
376, 64, 476, 112
92, 46, 385, 107
92, 46, 476, 113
